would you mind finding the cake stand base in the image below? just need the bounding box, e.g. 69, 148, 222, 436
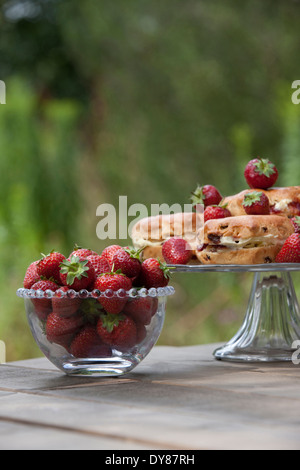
214, 271, 300, 362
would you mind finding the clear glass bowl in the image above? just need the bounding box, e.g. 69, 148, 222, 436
17, 285, 175, 376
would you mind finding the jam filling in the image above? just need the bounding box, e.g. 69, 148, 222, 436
207, 233, 221, 244
270, 200, 300, 216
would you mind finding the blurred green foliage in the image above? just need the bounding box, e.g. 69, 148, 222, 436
0, 0, 300, 360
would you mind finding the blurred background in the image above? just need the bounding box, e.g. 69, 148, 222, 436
1, 0, 300, 360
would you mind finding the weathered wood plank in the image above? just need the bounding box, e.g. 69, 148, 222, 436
0, 391, 298, 450
0, 419, 156, 450
1, 344, 300, 450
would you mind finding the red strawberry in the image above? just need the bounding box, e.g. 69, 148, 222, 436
111, 247, 142, 279
287, 201, 300, 217
97, 312, 137, 352
59, 255, 96, 290
191, 184, 222, 208
32, 279, 59, 292
46, 311, 84, 348
101, 244, 123, 267
93, 271, 132, 314
162, 237, 192, 265
70, 325, 112, 358
86, 254, 110, 276
69, 245, 98, 259
275, 233, 300, 263
244, 158, 278, 189
136, 323, 147, 344
36, 251, 66, 283
123, 296, 158, 325
291, 216, 300, 234
204, 204, 231, 222
52, 286, 82, 317
139, 258, 170, 288
242, 191, 270, 215
23, 261, 40, 289
31, 280, 60, 320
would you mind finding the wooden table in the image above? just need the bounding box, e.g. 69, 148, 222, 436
0, 343, 300, 450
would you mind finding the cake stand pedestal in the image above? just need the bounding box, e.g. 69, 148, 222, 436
172, 264, 300, 362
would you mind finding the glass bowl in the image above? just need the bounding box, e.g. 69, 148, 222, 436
17, 285, 175, 377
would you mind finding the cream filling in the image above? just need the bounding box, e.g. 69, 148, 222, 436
132, 237, 163, 250
132, 234, 197, 250
272, 198, 292, 211
216, 235, 281, 249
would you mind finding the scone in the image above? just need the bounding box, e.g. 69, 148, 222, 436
223, 186, 300, 218
196, 214, 294, 265
130, 212, 203, 262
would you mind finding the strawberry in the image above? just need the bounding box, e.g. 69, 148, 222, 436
136, 323, 147, 344
242, 191, 270, 215
59, 255, 96, 291
275, 233, 300, 263
93, 270, 132, 314
191, 184, 222, 208
70, 325, 112, 358
23, 261, 40, 289
52, 286, 82, 317
36, 251, 66, 283
139, 258, 170, 288
101, 244, 123, 267
287, 201, 300, 217
32, 279, 59, 292
31, 280, 60, 320
291, 216, 300, 234
123, 296, 158, 325
97, 312, 137, 352
204, 204, 231, 222
111, 247, 142, 279
244, 158, 278, 189
86, 254, 110, 276
162, 237, 192, 265
78, 298, 104, 323
46, 311, 84, 348
69, 244, 98, 259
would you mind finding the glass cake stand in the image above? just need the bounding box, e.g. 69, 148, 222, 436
172, 263, 300, 362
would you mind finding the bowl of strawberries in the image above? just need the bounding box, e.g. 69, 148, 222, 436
17, 244, 175, 377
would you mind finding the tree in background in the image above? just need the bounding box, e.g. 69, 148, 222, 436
1, 0, 300, 359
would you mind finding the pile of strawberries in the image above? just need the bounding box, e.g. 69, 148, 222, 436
162, 157, 300, 264
23, 245, 171, 357
190, 158, 280, 223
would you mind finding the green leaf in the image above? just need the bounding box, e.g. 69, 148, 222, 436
59, 255, 90, 285
254, 159, 276, 177
100, 312, 125, 333
243, 191, 263, 207
190, 184, 205, 206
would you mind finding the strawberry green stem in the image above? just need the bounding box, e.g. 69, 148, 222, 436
60, 255, 89, 285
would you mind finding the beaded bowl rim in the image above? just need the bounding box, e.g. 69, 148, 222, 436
16, 285, 175, 300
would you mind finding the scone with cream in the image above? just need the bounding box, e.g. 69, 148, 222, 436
223, 186, 300, 218
196, 214, 294, 265
131, 212, 203, 262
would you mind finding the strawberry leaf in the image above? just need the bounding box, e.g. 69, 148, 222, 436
60, 255, 90, 286
190, 184, 205, 206
294, 216, 300, 227
243, 191, 263, 207
124, 246, 143, 260
80, 299, 104, 322
158, 259, 174, 278
100, 312, 125, 333
253, 158, 276, 177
